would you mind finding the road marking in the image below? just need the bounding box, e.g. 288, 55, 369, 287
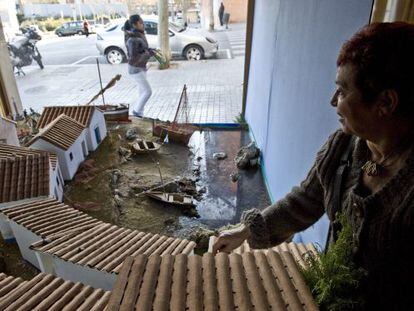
71, 55, 97, 65
231, 44, 246, 50
216, 49, 232, 59
227, 49, 232, 59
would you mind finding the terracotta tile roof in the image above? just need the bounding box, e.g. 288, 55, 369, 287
0, 272, 110, 310
27, 114, 85, 150
1, 198, 103, 238
0, 154, 50, 204
107, 252, 318, 310
38, 106, 97, 128
210, 237, 319, 269
0, 143, 58, 170
31, 223, 197, 274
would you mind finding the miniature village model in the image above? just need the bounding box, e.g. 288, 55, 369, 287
0, 85, 320, 310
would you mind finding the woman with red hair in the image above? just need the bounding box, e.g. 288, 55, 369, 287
213, 22, 414, 309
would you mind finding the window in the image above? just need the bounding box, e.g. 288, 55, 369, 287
107, 24, 118, 32
69, 152, 73, 161
144, 22, 158, 35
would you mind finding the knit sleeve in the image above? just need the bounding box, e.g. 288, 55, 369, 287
241, 130, 344, 248
127, 37, 150, 66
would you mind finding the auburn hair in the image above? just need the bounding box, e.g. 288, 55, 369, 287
337, 22, 414, 117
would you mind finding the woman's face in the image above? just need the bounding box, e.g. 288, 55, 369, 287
330, 64, 379, 138
133, 19, 145, 32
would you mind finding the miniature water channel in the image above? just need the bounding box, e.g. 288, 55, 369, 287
65, 120, 270, 246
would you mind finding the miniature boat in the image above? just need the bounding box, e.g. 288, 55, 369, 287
152, 122, 196, 145
145, 191, 194, 207
151, 85, 198, 145
96, 104, 130, 122
130, 140, 161, 154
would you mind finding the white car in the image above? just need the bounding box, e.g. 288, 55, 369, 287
96, 16, 218, 64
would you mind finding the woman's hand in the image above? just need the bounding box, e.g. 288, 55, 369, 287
148, 48, 156, 56
212, 224, 251, 254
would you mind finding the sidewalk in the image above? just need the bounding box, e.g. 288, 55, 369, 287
16, 25, 245, 124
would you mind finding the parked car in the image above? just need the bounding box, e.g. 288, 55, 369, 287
95, 16, 218, 64
55, 21, 94, 37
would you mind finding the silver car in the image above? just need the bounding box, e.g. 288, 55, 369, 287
96, 16, 219, 64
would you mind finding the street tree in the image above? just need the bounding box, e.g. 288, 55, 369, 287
209, 0, 214, 31
158, 0, 171, 69
182, 0, 189, 26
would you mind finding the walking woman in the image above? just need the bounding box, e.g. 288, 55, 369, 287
125, 15, 153, 118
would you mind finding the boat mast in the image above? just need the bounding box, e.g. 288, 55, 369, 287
96, 58, 106, 107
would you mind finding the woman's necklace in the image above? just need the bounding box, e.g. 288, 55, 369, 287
361, 154, 394, 176
362, 134, 413, 177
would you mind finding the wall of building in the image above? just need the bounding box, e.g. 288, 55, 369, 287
0, 17, 24, 118
0, 0, 20, 40
245, 0, 373, 247
213, 0, 247, 25
0, 117, 19, 146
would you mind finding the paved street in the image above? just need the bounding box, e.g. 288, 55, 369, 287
17, 24, 246, 124
36, 34, 102, 66
36, 23, 241, 66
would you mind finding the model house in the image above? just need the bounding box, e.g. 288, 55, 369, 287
27, 114, 88, 181
0, 143, 64, 241
0, 143, 64, 206
0, 116, 19, 146
37, 105, 107, 152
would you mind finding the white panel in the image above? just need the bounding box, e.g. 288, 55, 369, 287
246, 0, 373, 247
245, 0, 280, 150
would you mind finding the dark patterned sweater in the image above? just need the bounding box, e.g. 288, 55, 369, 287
242, 129, 414, 309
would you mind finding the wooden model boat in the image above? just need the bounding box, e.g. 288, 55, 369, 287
96, 104, 130, 122
145, 191, 194, 207
152, 122, 196, 145
130, 140, 161, 154
152, 85, 197, 145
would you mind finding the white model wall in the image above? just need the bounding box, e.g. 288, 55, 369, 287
30, 131, 87, 180
49, 165, 64, 202
87, 110, 107, 151
245, 0, 373, 247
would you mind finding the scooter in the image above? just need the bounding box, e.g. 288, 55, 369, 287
8, 28, 44, 76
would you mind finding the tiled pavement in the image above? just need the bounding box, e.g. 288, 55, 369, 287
16, 25, 246, 124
